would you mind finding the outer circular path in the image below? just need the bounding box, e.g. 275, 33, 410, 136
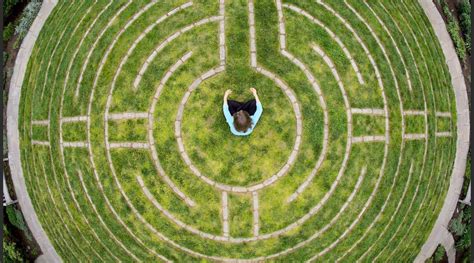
7, 0, 469, 262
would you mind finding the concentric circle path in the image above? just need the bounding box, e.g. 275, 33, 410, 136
7, 0, 468, 262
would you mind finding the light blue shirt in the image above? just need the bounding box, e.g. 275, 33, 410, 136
223, 101, 263, 136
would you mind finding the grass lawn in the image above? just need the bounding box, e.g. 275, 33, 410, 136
17, 0, 457, 261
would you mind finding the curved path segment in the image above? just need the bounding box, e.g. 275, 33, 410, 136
7, 0, 468, 261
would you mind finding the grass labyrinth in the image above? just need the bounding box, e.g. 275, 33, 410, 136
18, 0, 457, 261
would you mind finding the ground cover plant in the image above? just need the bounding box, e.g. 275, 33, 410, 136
13, 0, 41, 48
458, 0, 471, 53
439, 0, 467, 61
17, 0, 457, 261
3, 205, 40, 262
3, 226, 24, 263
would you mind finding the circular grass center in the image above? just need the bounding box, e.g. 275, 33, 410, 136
181, 73, 296, 186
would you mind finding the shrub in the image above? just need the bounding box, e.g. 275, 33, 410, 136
456, 205, 471, 250
6, 206, 33, 242
14, 0, 42, 47
3, 225, 24, 263
433, 245, 446, 262
458, 0, 471, 53
449, 213, 465, 236
456, 223, 471, 250
3, 23, 16, 43
442, 4, 467, 60
6, 206, 28, 233
3, 0, 23, 20
458, 0, 471, 21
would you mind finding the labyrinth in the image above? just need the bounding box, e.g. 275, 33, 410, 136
17, 0, 458, 261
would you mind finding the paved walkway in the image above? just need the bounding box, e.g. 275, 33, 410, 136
415, 0, 470, 262
6, 0, 60, 262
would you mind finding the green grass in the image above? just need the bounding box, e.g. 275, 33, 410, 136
17, 0, 457, 261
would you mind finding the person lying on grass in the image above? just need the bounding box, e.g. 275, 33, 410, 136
223, 87, 263, 136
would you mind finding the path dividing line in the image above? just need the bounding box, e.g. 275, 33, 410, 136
436, 111, 452, 118
222, 191, 229, 237
31, 119, 49, 125
61, 116, 87, 123
351, 108, 385, 116
108, 112, 148, 120
252, 191, 259, 237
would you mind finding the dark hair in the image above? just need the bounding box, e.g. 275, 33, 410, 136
233, 110, 252, 132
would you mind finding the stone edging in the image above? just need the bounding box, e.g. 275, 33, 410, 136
6, 0, 60, 262
415, 0, 470, 262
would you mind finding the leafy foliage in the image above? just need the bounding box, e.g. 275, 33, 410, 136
14, 0, 42, 47
3, 0, 24, 20
433, 245, 446, 263
4, 23, 16, 43
3, 226, 24, 263
449, 210, 465, 236
449, 204, 471, 261
442, 3, 467, 60
458, 0, 471, 53
6, 206, 30, 237
457, 205, 471, 250
456, 223, 471, 250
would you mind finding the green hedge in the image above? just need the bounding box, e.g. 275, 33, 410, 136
3, 0, 24, 21
6, 206, 31, 240
441, 2, 467, 61
14, 0, 42, 48
458, 0, 471, 53
3, 226, 24, 263
3, 23, 16, 43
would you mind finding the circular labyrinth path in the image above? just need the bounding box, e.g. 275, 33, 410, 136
12, 0, 464, 261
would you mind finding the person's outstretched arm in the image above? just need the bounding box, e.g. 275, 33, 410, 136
223, 89, 233, 124
250, 88, 263, 123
